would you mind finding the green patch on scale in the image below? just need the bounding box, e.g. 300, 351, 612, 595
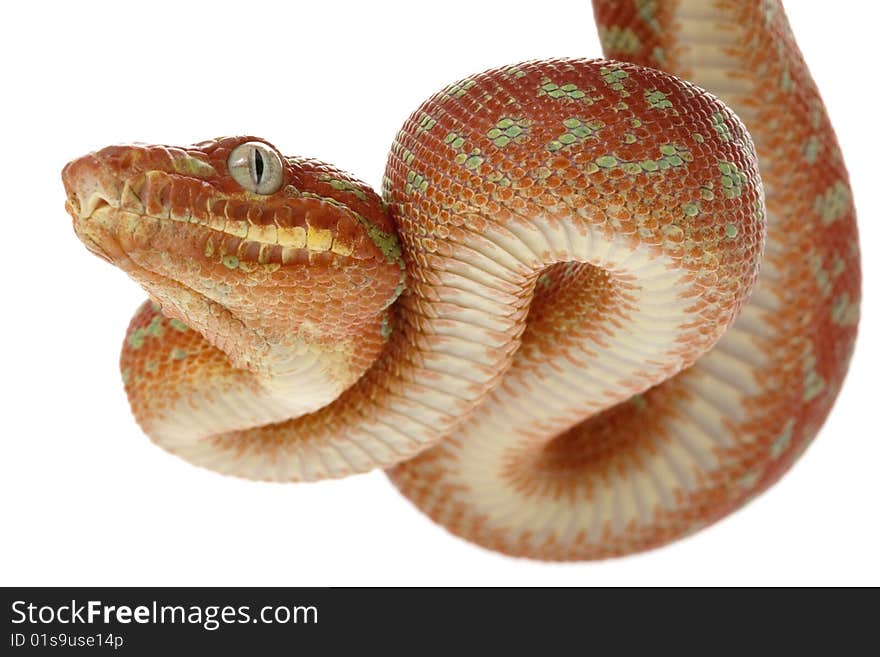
319, 175, 368, 201
636, 143, 693, 173
453, 146, 485, 171
645, 89, 673, 110
444, 131, 466, 151
169, 318, 190, 332
802, 136, 821, 163
415, 112, 438, 136
831, 293, 859, 326
597, 26, 641, 55
682, 202, 700, 217
127, 315, 164, 349
404, 169, 430, 195
630, 394, 647, 411
547, 117, 603, 152
718, 161, 747, 199
172, 155, 216, 178
379, 312, 393, 339
813, 181, 851, 225
486, 117, 529, 148
444, 78, 476, 99
598, 65, 630, 95
539, 80, 589, 101
351, 212, 404, 269
710, 112, 732, 142
636, 0, 661, 33
801, 343, 826, 402
500, 65, 527, 79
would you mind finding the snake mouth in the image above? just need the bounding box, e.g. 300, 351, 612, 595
65, 191, 251, 341
63, 144, 405, 283
64, 169, 209, 267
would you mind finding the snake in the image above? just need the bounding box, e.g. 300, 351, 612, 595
62, 0, 859, 560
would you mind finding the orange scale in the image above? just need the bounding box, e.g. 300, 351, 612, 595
240, 241, 261, 262
225, 201, 249, 223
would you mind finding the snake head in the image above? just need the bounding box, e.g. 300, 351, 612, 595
62, 136, 405, 373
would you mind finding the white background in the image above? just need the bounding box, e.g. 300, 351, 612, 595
1, 0, 877, 586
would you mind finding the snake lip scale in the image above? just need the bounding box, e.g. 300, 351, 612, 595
62, 0, 859, 561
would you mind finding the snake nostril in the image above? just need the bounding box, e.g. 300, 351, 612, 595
78, 193, 112, 219
62, 152, 121, 220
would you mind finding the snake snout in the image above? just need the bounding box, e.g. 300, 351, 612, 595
62, 150, 136, 266
62, 153, 124, 220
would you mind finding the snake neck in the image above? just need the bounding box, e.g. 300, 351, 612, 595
140, 273, 387, 418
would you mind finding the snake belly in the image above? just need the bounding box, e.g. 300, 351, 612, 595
62, 0, 859, 560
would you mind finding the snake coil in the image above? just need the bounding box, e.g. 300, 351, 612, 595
62, 0, 859, 559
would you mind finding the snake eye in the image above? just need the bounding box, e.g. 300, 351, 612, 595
227, 141, 283, 194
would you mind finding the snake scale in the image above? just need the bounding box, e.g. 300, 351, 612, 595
62, 0, 859, 560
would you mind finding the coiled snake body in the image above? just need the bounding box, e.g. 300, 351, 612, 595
62, 0, 859, 559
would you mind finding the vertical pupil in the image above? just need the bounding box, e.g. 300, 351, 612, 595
253, 149, 264, 183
